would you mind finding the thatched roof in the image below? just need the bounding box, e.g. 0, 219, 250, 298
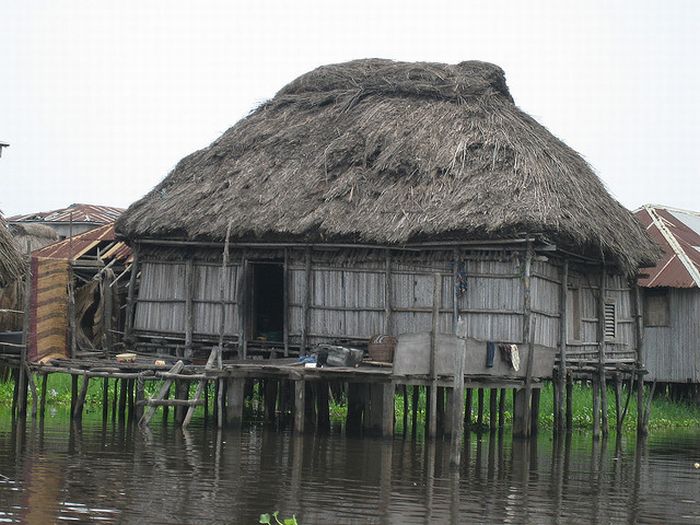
9, 223, 59, 255
0, 213, 23, 287
117, 59, 658, 273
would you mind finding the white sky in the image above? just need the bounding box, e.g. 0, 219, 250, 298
1, 0, 698, 217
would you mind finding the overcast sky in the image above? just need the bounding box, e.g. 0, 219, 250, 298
1, 1, 698, 217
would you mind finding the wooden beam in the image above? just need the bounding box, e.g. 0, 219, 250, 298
124, 247, 140, 342
597, 266, 609, 437
218, 223, 232, 364
520, 239, 534, 437
428, 272, 440, 439
301, 248, 311, 356
283, 248, 289, 357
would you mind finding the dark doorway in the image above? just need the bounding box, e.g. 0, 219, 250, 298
250, 262, 284, 342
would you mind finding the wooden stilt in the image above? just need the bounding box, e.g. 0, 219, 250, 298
316, 381, 330, 432
477, 388, 484, 430
411, 385, 419, 437
346, 382, 364, 435
112, 378, 118, 423
530, 388, 540, 435
436, 386, 445, 435
557, 258, 569, 433
498, 388, 506, 430
411, 385, 420, 438
70, 375, 79, 419
134, 375, 145, 422
73, 375, 90, 421
444, 388, 453, 437
39, 373, 48, 420
513, 387, 529, 438
174, 380, 188, 425
367, 383, 384, 436
566, 371, 573, 431
592, 377, 601, 440
381, 383, 394, 438
225, 377, 245, 428
401, 385, 408, 436
138, 361, 184, 427
304, 382, 317, 430
614, 373, 622, 434
127, 378, 135, 421
184, 348, 217, 428
203, 381, 209, 422
449, 336, 466, 468
102, 378, 109, 422
294, 380, 305, 433
597, 268, 609, 437
162, 384, 171, 424
465, 388, 473, 429
265, 379, 279, 423
11, 369, 19, 420
427, 273, 440, 439
26, 367, 38, 419
489, 388, 498, 432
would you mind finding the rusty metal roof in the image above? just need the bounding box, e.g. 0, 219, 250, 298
32, 222, 132, 263
9, 203, 124, 224
634, 205, 700, 288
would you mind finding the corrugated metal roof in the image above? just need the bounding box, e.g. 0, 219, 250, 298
634, 205, 700, 288
32, 222, 132, 263
9, 203, 124, 224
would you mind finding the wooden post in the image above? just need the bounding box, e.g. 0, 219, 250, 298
26, 366, 38, 419
465, 388, 473, 429
301, 249, 312, 356
449, 337, 465, 467
613, 373, 622, 434
401, 384, 408, 436
112, 379, 118, 423
294, 380, 305, 433
411, 385, 419, 438
73, 375, 90, 421
237, 249, 248, 360
489, 388, 498, 432
498, 388, 506, 430
452, 248, 460, 333
477, 388, 484, 430
428, 273, 440, 439
127, 378, 135, 421
566, 371, 573, 430
592, 376, 601, 439
436, 387, 445, 435
225, 377, 245, 428
521, 239, 534, 437
218, 224, 232, 363
265, 379, 280, 424
381, 383, 394, 438
174, 380, 189, 425
102, 377, 109, 422
70, 376, 79, 419
316, 381, 330, 432
39, 373, 48, 420
124, 247, 140, 342
283, 249, 289, 357
557, 258, 569, 432
632, 285, 647, 436
530, 388, 540, 435
384, 249, 392, 334
184, 257, 194, 359
513, 387, 529, 438
346, 382, 364, 435
102, 270, 113, 359
17, 264, 31, 419
134, 374, 145, 422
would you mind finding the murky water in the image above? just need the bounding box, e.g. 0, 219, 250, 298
0, 416, 699, 524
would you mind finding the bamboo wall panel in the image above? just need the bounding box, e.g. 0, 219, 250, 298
28, 257, 70, 362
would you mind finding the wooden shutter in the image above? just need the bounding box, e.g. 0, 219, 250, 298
604, 302, 616, 340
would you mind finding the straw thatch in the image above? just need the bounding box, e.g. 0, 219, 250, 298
9, 223, 59, 255
117, 59, 658, 273
0, 213, 22, 287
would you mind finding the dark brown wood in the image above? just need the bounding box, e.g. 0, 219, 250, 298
613, 372, 622, 433
489, 388, 498, 431
477, 388, 484, 429
316, 381, 330, 432
174, 380, 189, 425
347, 382, 364, 435
530, 388, 540, 435
566, 371, 573, 430
513, 387, 528, 438
465, 388, 473, 429
436, 386, 445, 435
70, 375, 79, 420
294, 380, 305, 433
401, 384, 408, 436
73, 376, 90, 420
498, 388, 506, 429
592, 376, 601, 439
102, 377, 109, 422
40, 373, 48, 420
112, 378, 118, 423
411, 385, 419, 438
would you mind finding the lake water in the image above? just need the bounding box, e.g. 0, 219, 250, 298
1, 416, 699, 524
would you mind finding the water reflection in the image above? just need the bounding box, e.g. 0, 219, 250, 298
1, 418, 699, 524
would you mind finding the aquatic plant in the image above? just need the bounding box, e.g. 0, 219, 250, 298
259, 511, 298, 525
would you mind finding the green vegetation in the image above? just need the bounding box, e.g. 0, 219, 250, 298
259, 512, 298, 525
2, 375, 699, 433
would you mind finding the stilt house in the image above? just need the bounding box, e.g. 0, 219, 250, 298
116, 60, 657, 376
634, 205, 700, 387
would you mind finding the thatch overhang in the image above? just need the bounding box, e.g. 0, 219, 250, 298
117, 59, 659, 274
0, 214, 23, 287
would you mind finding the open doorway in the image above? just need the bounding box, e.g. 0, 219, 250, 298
250, 262, 284, 342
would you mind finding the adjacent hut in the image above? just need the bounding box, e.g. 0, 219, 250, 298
9, 223, 59, 255
634, 205, 700, 395
0, 213, 22, 288
117, 60, 658, 413
0, 213, 24, 353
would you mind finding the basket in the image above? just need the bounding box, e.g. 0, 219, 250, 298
368, 335, 397, 363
